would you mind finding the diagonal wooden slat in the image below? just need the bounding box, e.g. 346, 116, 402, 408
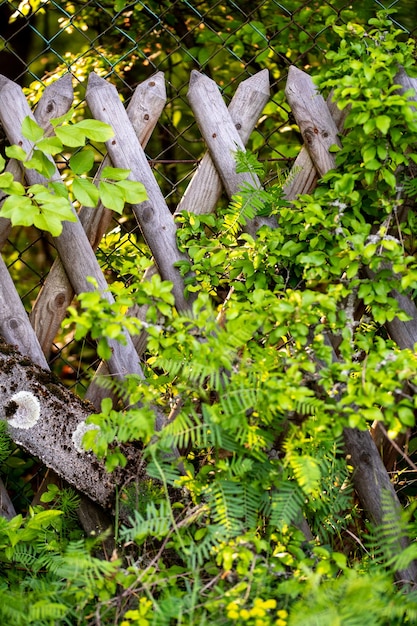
30, 72, 167, 358
0, 73, 74, 249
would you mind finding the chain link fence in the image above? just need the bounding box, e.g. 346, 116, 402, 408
0, 0, 415, 506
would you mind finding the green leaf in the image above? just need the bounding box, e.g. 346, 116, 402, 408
101, 166, 130, 181
25, 150, 56, 178
36, 136, 63, 155
0, 172, 25, 195
115, 179, 148, 204
99, 180, 125, 213
70, 149, 96, 175
375, 115, 391, 135
21, 116, 44, 142
72, 177, 100, 207
76, 119, 114, 142
1, 195, 35, 226
0, 154, 5, 172
55, 124, 87, 147
6, 144, 27, 162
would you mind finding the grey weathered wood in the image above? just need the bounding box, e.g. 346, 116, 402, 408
343, 427, 417, 584
187, 70, 276, 236
86, 72, 191, 312
0, 74, 74, 249
0, 254, 49, 370
30, 73, 166, 356
0, 74, 149, 386
0, 478, 16, 520
285, 66, 341, 178
0, 340, 135, 508
177, 69, 270, 215
85, 71, 271, 408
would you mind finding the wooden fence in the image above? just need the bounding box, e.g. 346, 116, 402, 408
1, 65, 417, 575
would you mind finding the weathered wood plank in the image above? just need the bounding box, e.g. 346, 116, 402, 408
0, 255, 49, 370
86, 72, 191, 312
285, 65, 341, 178
177, 69, 270, 215
0, 75, 148, 386
0, 340, 134, 508
30, 73, 166, 356
85, 71, 271, 408
187, 70, 276, 237
0, 74, 74, 249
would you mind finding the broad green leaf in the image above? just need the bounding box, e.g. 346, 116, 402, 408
375, 115, 390, 135
0, 154, 5, 172
99, 180, 125, 213
49, 181, 69, 199
70, 149, 95, 175
361, 144, 376, 163
0, 172, 25, 195
50, 108, 75, 128
55, 124, 86, 147
21, 116, 44, 143
101, 166, 130, 181
36, 136, 64, 155
72, 177, 100, 207
6, 144, 27, 162
76, 119, 114, 142
1, 195, 35, 226
115, 179, 147, 204
25, 150, 56, 178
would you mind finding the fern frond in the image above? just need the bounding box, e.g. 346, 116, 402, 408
204, 480, 262, 535
265, 483, 305, 530
121, 501, 172, 545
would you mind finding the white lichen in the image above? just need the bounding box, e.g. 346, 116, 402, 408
72, 421, 100, 454
7, 391, 41, 429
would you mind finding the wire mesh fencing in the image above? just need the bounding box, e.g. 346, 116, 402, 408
0, 0, 416, 473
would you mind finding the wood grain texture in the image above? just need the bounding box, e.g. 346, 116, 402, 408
187, 70, 276, 236
178, 69, 270, 215
0, 74, 146, 384
86, 72, 191, 312
285, 65, 341, 177
0, 340, 140, 508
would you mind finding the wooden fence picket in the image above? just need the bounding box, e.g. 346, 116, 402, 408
30, 72, 167, 358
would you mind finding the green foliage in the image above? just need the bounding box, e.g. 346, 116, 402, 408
5, 7, 417, 626
0, 111, 147, 236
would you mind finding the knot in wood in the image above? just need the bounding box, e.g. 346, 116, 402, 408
54, 292, 66, 308
359, 450, 372, 466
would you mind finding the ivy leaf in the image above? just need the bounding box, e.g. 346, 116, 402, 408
0, 172, 25, 195
6, 145, 27, 162
25, 150, 56, 178
72, 177, 100, 207
375, 115, 391, 135
1, 195, 35, 226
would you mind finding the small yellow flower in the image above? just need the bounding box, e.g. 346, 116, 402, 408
275, 620, 287, 626
240, 609, 251, 619
250, 607, 266, 617
264, 599, 277, 610
277, 610, 288, 619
